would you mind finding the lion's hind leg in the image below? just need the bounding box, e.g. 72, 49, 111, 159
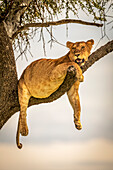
18, 78, 31, 136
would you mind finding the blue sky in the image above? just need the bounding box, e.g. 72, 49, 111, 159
0, 9, 113, 170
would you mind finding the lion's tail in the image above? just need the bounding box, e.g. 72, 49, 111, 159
16, 114, 23, 149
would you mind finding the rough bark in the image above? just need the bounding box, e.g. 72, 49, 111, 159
0, 22, 113, 129
0, 22, 18, 128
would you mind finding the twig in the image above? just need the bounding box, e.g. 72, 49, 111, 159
46, 28, 66, 48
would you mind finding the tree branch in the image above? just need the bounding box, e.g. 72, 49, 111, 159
81, 40, 113, 73
12, 19, 103, 39
0, 40, 113, 129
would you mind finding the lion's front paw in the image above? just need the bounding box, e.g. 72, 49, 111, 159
75, 121, 82, 130
20, 123, 29, 136
67, 65, 76, 74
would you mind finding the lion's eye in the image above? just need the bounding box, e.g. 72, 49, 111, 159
81, 46, 85, 49
72, 48, 76, 50
72, 48, 76, 52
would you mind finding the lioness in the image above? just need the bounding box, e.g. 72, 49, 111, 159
17, 39, 94, 148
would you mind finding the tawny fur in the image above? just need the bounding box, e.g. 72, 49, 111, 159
16, 39, 94, 149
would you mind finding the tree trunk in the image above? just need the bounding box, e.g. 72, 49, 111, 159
0, 22, 19, 128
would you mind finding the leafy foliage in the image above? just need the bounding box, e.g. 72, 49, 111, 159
0, 0, 111, 23
0, 0, 112, 58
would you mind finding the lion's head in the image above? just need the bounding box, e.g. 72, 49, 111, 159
67, 39, 94, 66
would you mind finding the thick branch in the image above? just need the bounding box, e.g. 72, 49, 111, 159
81, 40, 113, 73
0, 40, 113, 129
12, 19, 103, 39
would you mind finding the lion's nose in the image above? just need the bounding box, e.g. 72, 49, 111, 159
75, 54, 80, 57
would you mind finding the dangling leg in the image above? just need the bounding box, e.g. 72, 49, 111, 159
18, 78, 31, 136
17, 78, 31, 149
67, 81, 82, 130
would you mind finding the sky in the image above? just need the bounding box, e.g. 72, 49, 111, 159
0, 8, 113, 170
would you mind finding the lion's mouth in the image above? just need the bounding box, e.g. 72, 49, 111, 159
75, 58, 85, 65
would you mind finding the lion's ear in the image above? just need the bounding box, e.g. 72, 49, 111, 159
86, 39, 94, 46
66, 41, 74, 49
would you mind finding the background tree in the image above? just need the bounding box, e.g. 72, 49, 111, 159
0, 0, 113, 129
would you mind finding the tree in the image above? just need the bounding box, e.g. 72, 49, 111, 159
0, 0, 113, 130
